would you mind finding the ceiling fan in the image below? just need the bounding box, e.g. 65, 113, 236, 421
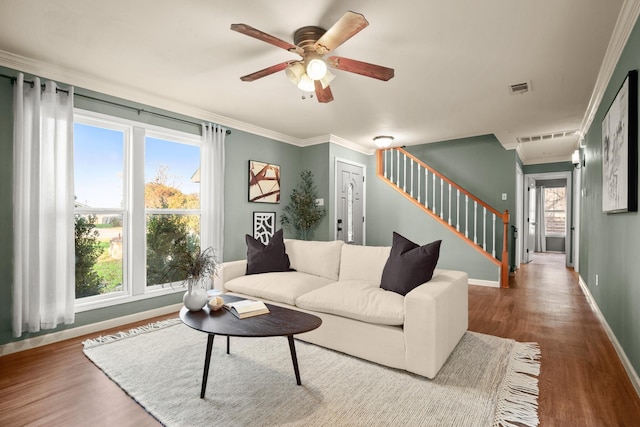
230, 11, 394, 103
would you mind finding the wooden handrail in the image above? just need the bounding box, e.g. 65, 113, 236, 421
381, 147, 509, 223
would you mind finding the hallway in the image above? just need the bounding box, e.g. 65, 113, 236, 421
469, 254, 640, 425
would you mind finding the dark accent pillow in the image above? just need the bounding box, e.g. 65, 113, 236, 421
380, 232, 442, 296
245, 229, 291, 275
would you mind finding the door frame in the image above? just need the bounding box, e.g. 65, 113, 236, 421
334, 157, 367, 244
515, 162, 524, 268
573, 167, 581, 272
523, 171, 573, 266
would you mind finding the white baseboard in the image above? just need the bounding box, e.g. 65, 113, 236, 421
469, 278, 500, 288
577, 274, 640, 398
0, 303, 182, 356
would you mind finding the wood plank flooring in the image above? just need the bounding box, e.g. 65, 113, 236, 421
1, 252, 639, 426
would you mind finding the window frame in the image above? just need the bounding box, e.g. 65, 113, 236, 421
543, 186, 567, 238
73, 109, 202, 312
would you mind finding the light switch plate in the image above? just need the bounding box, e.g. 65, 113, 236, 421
501, 193, 507, 201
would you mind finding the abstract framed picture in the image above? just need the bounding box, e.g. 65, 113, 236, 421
249, 160, 280, 203
253, 212, 276, 244
602, 69, 638, 213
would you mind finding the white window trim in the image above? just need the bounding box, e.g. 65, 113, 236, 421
73, 109, 201, 312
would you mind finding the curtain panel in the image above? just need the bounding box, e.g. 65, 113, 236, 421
200, 123, 226, 270
13, 73, 75, 337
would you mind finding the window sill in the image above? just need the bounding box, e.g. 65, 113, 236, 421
74, 286, 185, 313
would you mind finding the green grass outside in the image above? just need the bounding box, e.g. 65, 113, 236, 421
94, 244, 123, 293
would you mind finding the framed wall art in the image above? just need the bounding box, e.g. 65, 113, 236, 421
602, 69, 638, 213
249, 160, 281, 203
253, 212, 276, 244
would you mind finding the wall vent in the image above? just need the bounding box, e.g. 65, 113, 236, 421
517, 129, 578, 144
509, 81, 531, 95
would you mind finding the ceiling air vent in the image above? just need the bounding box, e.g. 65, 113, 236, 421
517, 129, 578, 144
509, 81, 531, 95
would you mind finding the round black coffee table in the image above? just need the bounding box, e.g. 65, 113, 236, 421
180, 294, 322, 398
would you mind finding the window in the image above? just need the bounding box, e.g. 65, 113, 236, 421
145, 136, 201, 287
74, 122, 127, 299
74, 110, 201, 311
544, 187, 566, 236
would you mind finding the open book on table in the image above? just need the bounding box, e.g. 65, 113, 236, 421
223, 299, 270, 319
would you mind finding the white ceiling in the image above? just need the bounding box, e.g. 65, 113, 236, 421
0, 0, 636, 164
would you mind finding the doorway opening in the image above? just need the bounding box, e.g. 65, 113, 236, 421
523, 171, 573, 267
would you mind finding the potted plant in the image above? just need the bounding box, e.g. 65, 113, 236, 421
281, 170, 326, 240
164, 244, 218, 311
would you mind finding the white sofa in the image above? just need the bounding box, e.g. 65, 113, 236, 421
214, 239, 468, 379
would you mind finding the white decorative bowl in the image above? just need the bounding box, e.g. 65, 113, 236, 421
208, 296, 224, 311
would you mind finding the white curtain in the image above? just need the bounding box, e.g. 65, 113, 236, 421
535, 186, 546, 252
200, 123, 226, 268
13, 73, 75, 337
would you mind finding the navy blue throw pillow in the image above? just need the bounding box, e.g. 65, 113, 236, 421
380, 232, 441, 296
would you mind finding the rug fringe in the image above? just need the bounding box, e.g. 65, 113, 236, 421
82, 318, 182, 349
493, 342, 541, 427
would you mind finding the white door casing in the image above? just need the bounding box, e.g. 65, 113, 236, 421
335, 159, 365, 245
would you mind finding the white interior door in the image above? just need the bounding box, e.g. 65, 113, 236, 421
526, 177, 537, 262
335, 160, 364, 245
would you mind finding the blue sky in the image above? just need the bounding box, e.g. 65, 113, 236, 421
74, 123, 200, 208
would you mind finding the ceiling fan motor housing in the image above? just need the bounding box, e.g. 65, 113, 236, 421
293, 26, 326, 51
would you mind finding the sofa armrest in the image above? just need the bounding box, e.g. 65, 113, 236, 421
403, 270, 468, 378
213, 260, 247, 292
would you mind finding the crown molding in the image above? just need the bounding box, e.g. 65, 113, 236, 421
0, 49, 364, 149
579, 0, 640, 137
329, 135, 376, 155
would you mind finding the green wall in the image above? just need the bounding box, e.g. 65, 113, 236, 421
579, 15, 640, 375
523, 162, 574, 174
299, 142, 331, 241
224, 130, 302, 260
0, 74, 14, 348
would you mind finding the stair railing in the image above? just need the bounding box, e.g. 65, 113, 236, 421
377, 147, 510, 288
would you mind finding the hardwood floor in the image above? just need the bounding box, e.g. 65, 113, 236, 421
1, 253, 639, 426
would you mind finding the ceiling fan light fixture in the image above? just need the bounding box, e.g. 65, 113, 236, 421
286, 62, 305, 85
306, 57, 328, 80
297, 73, 315, 92
320, 70, 335, 89
373, 135, 394, 148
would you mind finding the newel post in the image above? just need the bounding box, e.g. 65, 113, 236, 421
501, 210, 510, 288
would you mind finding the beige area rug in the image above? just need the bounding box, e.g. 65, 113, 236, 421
83, 319, 540, 427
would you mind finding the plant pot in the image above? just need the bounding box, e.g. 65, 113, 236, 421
183, 284, 208, 311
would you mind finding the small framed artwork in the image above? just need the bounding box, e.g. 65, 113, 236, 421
249, 160, 281, 203
602, 69, 638, 213
253, 212, 276, 244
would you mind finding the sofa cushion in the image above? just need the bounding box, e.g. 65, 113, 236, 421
225, 271, 333, 306
381, 232, 441, 296
339, 244, 391, 283
284, 239, 344, 281
295, 280, 405, 326
246, 229, 290, 275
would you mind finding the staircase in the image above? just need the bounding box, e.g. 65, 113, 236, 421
376, 147, 510, 288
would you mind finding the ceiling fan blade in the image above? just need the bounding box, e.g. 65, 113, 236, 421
231, 23, 302, 54
328, 56, 394, 81
314, 80, 334, 103
313, 11, 369, 55
240, 61, 292, 82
